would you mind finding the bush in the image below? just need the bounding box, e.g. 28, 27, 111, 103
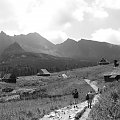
2, 88, 14, 92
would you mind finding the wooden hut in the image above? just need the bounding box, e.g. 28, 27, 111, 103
2, 73, 17, 83
98, 58, 109, 65
37, 69, 50, 76
104, 70, 120, 82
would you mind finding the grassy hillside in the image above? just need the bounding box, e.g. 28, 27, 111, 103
87, 71, 120, 119
0, 68, 93, 120
0, 63, 119, 120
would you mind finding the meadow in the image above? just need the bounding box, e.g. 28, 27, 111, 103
0, 64, 117, 120
87, 81, 120, 120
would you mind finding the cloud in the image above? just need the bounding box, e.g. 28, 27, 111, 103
0, 0, 21, 34
4, 0, 89, 37
91, 28, 120, 45
85, 7, 109, 19
0, 0, 119, 44
0, 0, 15, 20
94, 0, 120, 10
42, 31, 68, 44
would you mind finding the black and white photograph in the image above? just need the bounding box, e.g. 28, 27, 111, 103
0, 0, 120, 120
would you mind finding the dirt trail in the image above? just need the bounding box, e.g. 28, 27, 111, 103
40, 79, 100, 120
79, 79, 100, 120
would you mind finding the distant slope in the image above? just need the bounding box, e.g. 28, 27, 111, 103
55, 38, 79, 57
0, 42, 96, 76
55, 38, 120, 61
0, 31, 13, 55
0, 31, 56, 56
0, 42, 25, 62
2, 42, 25, 54
13, 32, 56, 54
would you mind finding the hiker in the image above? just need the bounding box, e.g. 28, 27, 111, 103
72, 89, 79, 108
86, 91, 94, 109
98, 87, 102, 94
114, 60, 119, 67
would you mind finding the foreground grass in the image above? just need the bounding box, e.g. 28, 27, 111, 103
0, 74, 92, 120
87, 81, 120, 120
0, 64, 116, 120
0, 95, 74, 120
0, 86, 91, 120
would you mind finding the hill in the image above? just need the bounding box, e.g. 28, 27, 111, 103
2, 42, 25, 54
55, 38, 120, 61
0, 31, 13, 55
0, 42, 95, 76
13, 32, 56, 55
0, 61, 120, 120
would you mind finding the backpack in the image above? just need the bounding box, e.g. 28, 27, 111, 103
86, 94, 89, 100
72, 90, 79, 98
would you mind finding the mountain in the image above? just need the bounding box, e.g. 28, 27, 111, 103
1, 31, 120, 61
3, 42, 25, 54
55, 38, 79, 57
78, 39, 120, 60
55, 38, 120, 61
13, 32, 55, 54
0, 31, 56, 56
0, 42, 25, 63
0, 31, 14, 55
0, 42, 95, 76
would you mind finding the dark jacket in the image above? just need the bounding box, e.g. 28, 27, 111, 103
72, 90, 79, 98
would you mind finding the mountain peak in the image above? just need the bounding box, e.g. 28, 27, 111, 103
0, 31, 6, 35
62, 38, 77, 45
27, 32, 40, 36
66, 38, 76, 42
0, 31, 9, 38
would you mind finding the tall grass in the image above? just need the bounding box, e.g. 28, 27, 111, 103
87, 81, 120, 120
0, 94, 81, 120
0, 64, 115, 120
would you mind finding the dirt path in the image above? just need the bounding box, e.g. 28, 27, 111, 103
79, 79, 100, 120
40, 101, 88, 120
40, 79, 100, 120
84, 79, 98, 92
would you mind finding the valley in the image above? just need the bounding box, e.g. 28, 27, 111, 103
0, 31, 120, 120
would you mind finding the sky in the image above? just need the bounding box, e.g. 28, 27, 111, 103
0, 0, 120, 44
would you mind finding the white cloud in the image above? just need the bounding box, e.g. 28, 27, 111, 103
1, 0, 89, 38
72, 0, 109, 20
94, 0, 120, 9
7, 0, 75, 34
42, 31, 68, 44
86, 7, 109, 19
0, 0, 119, 44
64, 23, 72, 29
91, 28, 120, 45
0, 0, 15, 20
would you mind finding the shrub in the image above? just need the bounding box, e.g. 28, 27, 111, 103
111, 91, 119, 102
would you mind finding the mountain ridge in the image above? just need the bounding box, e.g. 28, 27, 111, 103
0, 31, 120, 61
56, 38, 120, 60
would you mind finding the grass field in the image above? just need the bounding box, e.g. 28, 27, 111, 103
0, 63, 117, 120
87, 81, 120, 120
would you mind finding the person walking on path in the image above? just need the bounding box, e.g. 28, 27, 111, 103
114, 59, 119, 67
86, 91, 94, 109
72, 89, 79, 108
